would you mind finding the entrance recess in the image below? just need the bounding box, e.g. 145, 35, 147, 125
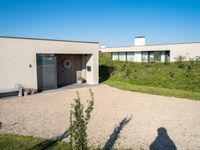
37, 54, 82, 91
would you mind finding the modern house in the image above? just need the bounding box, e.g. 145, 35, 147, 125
100, 36, 200, 62
0, 36, 99, 96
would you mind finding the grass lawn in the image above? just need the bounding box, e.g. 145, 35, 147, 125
0, 134, 69, 150
106, 80, 200, 100
100, 54, 200, 100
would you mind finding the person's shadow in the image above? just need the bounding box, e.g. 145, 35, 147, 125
150, 127, 177, 150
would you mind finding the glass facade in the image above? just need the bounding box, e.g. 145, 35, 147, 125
111, 50, 170, 62
154, 52, 161, 62
118, 52, 126, 61
111, 52, 119, 61
127, 52, 134, 62
165, 51, 170, 61
141, 52, 148, 62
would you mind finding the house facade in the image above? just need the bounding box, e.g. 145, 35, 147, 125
0, 36, 99, 95
100, 37, 200, 62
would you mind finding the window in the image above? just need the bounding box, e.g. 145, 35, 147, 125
154, 52, 161, 62
127, 52, 134, 62
165, 51, 170, 62
161, 51, 165, 62
112, 52, 119, 61
142, 52, 148, 62
149, 52, 154, 62
118, 52, 126, 61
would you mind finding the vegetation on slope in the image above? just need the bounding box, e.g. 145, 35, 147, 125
99, 54, 200, 100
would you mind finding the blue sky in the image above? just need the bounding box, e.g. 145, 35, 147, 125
0, 0, 200, 46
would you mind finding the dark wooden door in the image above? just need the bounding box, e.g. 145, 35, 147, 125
57, 54, 82, 87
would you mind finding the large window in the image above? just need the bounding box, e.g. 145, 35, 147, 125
112, 52, 119, 61
111, 50, 170, 62
165, 51, 170, 62
161, 52, 165, 62
149, 52, 154, 62
127, 52, 134, 62
154, 52, 161, 62
142, 52, 148, 62
118, 52, 126, 61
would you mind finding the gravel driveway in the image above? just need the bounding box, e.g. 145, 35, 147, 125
0, 84, 200, 150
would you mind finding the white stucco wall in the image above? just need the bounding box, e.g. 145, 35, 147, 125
0, 37, 99, 92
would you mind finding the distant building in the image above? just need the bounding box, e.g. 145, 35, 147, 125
100, 36, 200, 62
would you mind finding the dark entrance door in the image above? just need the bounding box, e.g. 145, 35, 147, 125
57, 54, 82, 87
37, 54, 58, 91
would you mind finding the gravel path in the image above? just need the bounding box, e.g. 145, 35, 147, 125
0, 84, 200, 150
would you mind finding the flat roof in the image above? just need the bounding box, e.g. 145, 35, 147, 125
103, 41, 200, 49
0, 36, 99, 44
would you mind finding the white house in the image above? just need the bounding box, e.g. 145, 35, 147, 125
100, 36, 200, 62
0, 36, 99, 96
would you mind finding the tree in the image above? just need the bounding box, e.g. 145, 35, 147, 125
69, 89, 94, 150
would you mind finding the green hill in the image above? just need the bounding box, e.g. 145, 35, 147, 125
99, 54, 200, 100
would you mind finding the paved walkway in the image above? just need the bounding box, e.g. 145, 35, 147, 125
0, 84, 200, 149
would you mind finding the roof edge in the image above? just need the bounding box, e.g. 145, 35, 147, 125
102, 41, 200, 49
0, 36, 99, 44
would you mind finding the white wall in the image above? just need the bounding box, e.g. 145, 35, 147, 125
134, 37, 146, 46
0, 37, 99, 92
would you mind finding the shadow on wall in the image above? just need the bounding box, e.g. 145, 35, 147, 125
150, 127, 177, 150
99, 65, 114, 83
103, 116, 132, 150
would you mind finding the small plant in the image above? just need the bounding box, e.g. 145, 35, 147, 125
175, 55, 187, 62
175, 55, 187, 69
69, 90, 94, 150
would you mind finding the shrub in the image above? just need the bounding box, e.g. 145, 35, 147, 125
175, 55, 187, 62
69, 90, 94, 150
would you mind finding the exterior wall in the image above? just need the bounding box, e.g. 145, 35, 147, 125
0, 37, 99, 92
101, 42, 200, 62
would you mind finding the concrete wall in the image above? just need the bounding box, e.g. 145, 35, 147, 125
101, 42, 200, 62
0, 37, 99, 92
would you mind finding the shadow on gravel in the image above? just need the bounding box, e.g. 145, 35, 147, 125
103, 116, 132, 150
150, 127, 177, 150
28, 129, 69, 150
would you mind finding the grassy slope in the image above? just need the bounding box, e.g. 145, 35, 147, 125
100, 54, 200, 100
106, 80, 200, 100
0, 134, 69, 150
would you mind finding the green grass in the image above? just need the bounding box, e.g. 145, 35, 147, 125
100, 54, 200, 100
106, 80, 200, 100
0, 134, 69, 150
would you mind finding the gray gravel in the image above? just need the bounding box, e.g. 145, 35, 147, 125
0, 84, 200, 150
